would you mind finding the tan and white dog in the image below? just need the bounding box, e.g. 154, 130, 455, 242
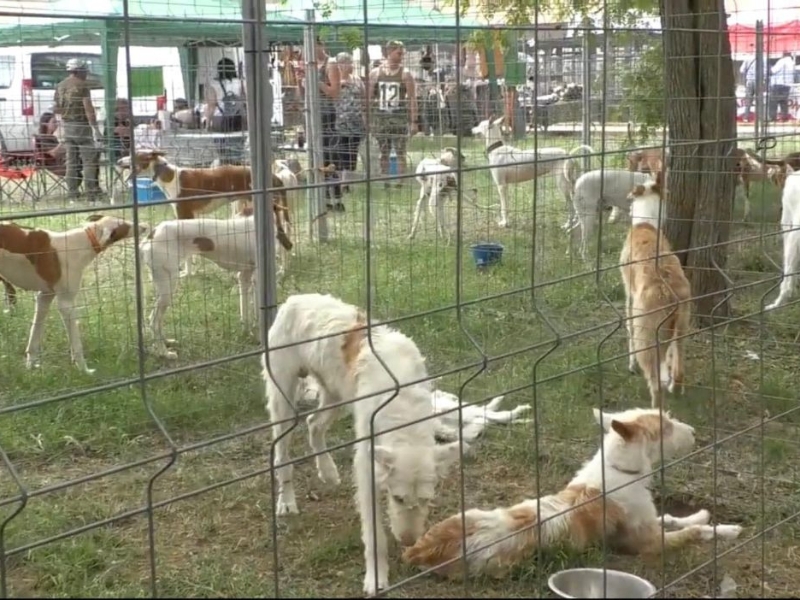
404, 407, 742, 579
621, 171, 692, 408
139, 207, 292, 359
0, 214, 146, 373
120, 150, 293, 275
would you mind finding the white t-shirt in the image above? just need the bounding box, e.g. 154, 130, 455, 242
771, 57, 795, 87
208, 77, 245, 117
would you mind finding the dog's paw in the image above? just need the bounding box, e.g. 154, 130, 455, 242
316, 456, 341, 487
714, 524, 743, 540
363, 575, 388, 597
497, 219, 509, 228
765, 300, 781, 311
628, 360, 639, 374
276, 498, 299, 516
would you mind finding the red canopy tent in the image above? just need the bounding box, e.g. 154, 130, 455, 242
729, 20, 800, 56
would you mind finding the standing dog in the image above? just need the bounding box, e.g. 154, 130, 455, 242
139, 211, 291, 359
621, 171, 692, 408
262, 293, 461, 595
410, 147, 471, 242
0, 215, 145, 373
121, 151, 292, 276
765, 164, 800, 310
569, 169, 654, 260
471, 116, 593, 228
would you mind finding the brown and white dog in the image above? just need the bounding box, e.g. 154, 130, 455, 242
139, 207, 290, 359
627, 147, 667, 177
621, 171, 692, 408
0, 214, 146, 373
121, 151, 294, 275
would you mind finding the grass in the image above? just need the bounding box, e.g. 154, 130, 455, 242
0, 130, 799, 598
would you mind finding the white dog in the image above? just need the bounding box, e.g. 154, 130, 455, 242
471, 116, 593, 228
570, 168, 654, 260
0, 214, 145, 373
140, 212, 291, 359
409, 147, 470, 243
404, 407, 742, 578
262, 293, 461, 595
431, 389, 532, 443
766, 164, 800, 310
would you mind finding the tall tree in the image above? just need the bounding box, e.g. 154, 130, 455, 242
452, 0, 737, 324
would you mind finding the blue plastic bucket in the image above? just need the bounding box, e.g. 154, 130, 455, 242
470, 242, 504, 268
388, 151, 398, 176
131, 178, 167, 204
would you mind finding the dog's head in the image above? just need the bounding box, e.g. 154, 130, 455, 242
117, 150, 171, 182
593, 407, 696, 469
471, 115, 505, 139
440, 147, 466, 168
627, 169, 663, 203
378, 432, 463, 547
84, 214, 148, 250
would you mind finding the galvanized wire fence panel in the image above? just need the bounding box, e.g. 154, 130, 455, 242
0, 0, 798, 597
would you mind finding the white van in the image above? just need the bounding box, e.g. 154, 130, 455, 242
0, 45, 186, 153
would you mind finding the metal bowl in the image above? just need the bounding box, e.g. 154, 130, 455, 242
548, 568, 657, 599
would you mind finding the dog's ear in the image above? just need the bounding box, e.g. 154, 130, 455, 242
85, 214, 104, 222
593, 408, 615, 432
492, 115, 505, 127
787, 164, 795, 177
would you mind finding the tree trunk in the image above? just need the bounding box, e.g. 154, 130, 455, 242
661, 0, 738, 325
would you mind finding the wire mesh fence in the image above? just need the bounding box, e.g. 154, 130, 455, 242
0, 0, 799, 597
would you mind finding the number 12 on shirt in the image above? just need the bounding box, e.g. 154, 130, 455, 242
378, 81, 402, 112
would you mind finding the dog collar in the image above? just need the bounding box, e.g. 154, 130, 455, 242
486, 140, 504, 155
85, 227, 103, 254
611, 464, 641, 476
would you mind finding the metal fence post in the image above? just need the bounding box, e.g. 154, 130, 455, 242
242, 0, 278, 342
755, 20, 765, 138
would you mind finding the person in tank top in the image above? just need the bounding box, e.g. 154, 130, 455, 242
367, 40, 417, 189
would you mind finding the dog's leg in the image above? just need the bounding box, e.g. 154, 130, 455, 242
25, 292, 55, 369
238, 270, 255, 329
625, 288, 637, 373
355, 443, 390, 595
637, 521, 742, 556
408, 182, 428, 240
148, 266, 180, 360
497, 183, 509, 228
265, 363, 303, 516
306, 388, 342, 488
767, 229, 800, 310
55, 293, 94, 374
661, 509, 711, 530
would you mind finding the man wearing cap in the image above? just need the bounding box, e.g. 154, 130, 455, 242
367, 40, 417, 189
54, 58, 103, 202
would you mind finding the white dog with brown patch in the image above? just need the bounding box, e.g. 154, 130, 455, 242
621, 171, 692, 408
262, 293, 462, 595
139, 210, 292, 359
403, 407, 742, 579
0, 214, 146, 373
471, 116, 594, 228
410, 147, 469, 242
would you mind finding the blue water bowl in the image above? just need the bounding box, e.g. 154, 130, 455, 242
131, 178, 167, 204
470, 242, 504, 268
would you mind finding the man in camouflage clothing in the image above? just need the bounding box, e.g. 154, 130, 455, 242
367, 40, 417, 189
54, 58, 103, 202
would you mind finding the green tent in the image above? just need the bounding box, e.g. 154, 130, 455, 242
0, 0, 306, 121
265, 0, 487, 44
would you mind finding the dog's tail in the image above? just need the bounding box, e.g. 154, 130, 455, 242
402, 501, 547, 579
564, 144, 595, 188
632, 302, 688, 408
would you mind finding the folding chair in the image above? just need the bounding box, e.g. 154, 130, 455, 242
0, 151, 39, 205
33, 134, 70, 200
